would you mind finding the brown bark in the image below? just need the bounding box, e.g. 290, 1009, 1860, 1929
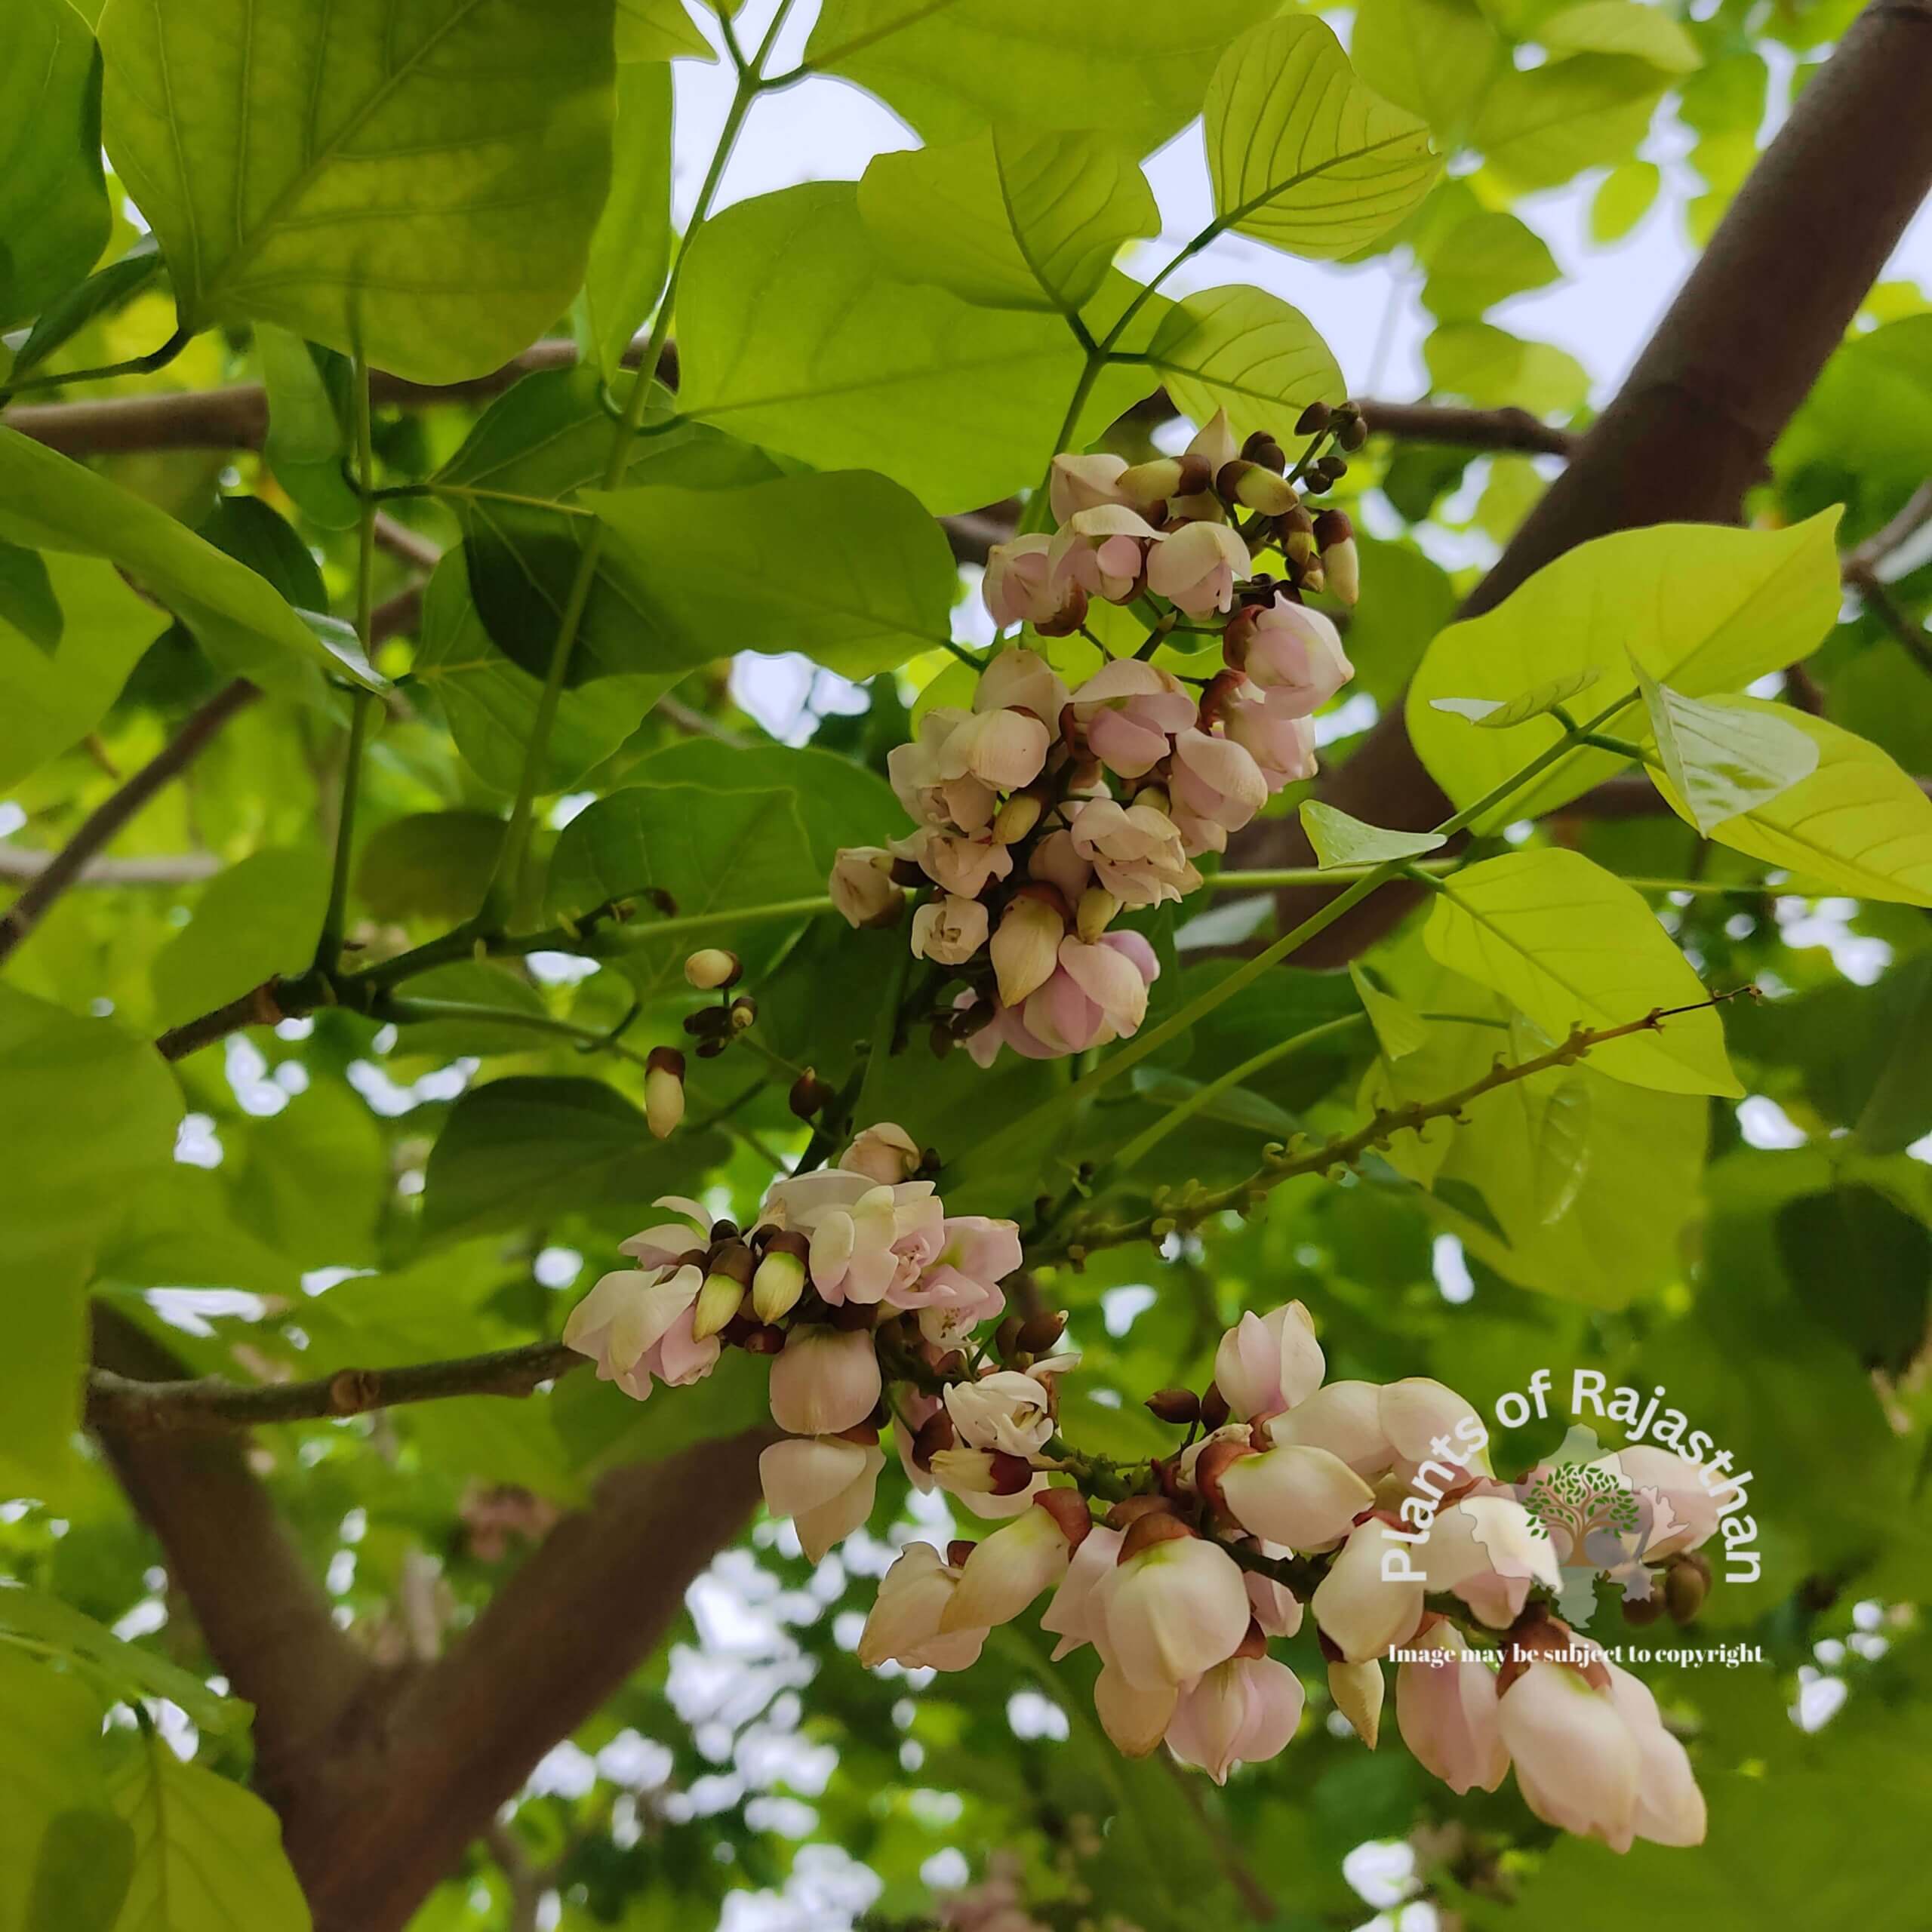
1250, 0, 1932, 964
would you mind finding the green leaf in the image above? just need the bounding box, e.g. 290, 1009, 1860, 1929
1590, 158, 1660, 241
1137, 286, 1344, 445
256, 328, 358, 534
1351, 0, 1506, 143
436, 365, 780, 683
110, 1731, 311, 1932
582, 469, 961, 681
1406, 512, 1843, 829
1350, 964, 1426, 1060
585, 60, 673, 383
8, 248, 164, 385
149, 848, 331, 1032
0, 544, 64, 657
1423, 848, 1742, 1096
858, 127, 1157, 313
0, 1587, 247, 1737
1647, 697, 1932, 905
546, 781, 817, 998
99, 0, 617, 384
1429, 667, 1600, 729
1423, 321, 1589, 414
0, 429, 369, 698
1420, 211, 1559, 321
381, 961, 555, 1060
353, 811, 506, 926
422, 1075, 726, 1238
28, 1806, 134, 1932
0, 1651, 118, 1932
1299, 800, 1447, 869
0, 0, 111, 329
1635, 669, 1819, 835
803, 0, 1264, 155
676, 181, 1150, 513
1776, 1186, 1930, 1376
1537, 0, 1702, 72
1204, 14, 1441, 261
1472, 54, 1666, 191
0, 989, 179, 1497
1529, 1074, 1592, 1223
409, 551, 664, 793
615, 0, 712, 60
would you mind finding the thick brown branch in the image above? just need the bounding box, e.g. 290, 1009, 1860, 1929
87, 1340, 583, 1434
1251, 0, 1932, 962
0, 678, 258, 965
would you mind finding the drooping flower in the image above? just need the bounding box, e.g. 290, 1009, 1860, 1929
1094, 1663, 1179, 1757
860, 1543, 988, 1671
888, 708, 998, 832
1166, 1655, 1305, 1783
941, 1496, 1085, 1632
1380, 1377, 1491, 1486
945, 1367, 1057, 1459
963, 931, 1160, 1068
767, 1326, 882, 1436
562, 1264, 719, 1401
841, 1121, 922, 1187
894, 1215, 1023, 1346
1103, 1529, 1252, 1689
1217, 1444, 1374, 1552
1049, 451, 1134, 521
1394, 1619, 1508, 1795
891, 823, 1014, 899
974, 645, 1070, 725
1604, 1658, 1707, 1847
1067, 797, 1199, 908
1311, 1519, 1425, 1663
1497, 1655, 1643, 1850
1169, 728, 1269, 841
1146, 520, 1249, 616
1214, 1302, 1325, 1421
912, 894, 991, 968
1589, 1444, 1724, 1559
1223, 688, 1319, 792
1071, 660, 1198, 779
1051, 506, 1163, 604
829, 845, 905, 928
618, 1195, 712, 1272
1327, 1656, 1384, 1747
1040, 1522, 1124, 1660
758, 1435, 886, 1563
1425, 1493, 1564, 1628
939, 706, 1053, 794
1265, 1380, 1395, 1478
1224, 601, 1353, 716
990, 892, 1066, 1008
984, 535, 1084, 632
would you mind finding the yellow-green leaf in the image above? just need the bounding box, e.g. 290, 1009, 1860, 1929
859, 128, 1157, 314
1205, 14, 1440, 260
1406, 512, 1842, 830
1423, 848, 1742, 1096
1651, 698, 1932, 905
1135, 285, 1344, 442
1430, 667, 1601, 730
1300, 800, 1447, 869
1538, 0, 1702, 74
1635, 668, 1819, 835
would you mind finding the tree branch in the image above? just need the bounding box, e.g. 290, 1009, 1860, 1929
87, 1340, 584, 1435
0, 678, 258, 965
1245, 0, 1932, 963
0, 844, 220, 885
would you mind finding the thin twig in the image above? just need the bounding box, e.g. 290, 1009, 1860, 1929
0, 679, 258, 964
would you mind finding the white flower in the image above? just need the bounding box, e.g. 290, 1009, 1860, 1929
758, 1436, 885, 1563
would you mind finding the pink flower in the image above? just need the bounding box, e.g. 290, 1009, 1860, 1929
975, 645, 1069, 724
891, 824, 1014, 898
984, 536, 1084, 631
860, 1543, 987, 1671
940, 706, 1052, 792
759, 1435, 886, 1563
841, 1122, 921, 1186
1146, 520, 1249, 616
897, 1215, 1022, 1345
764, 1171, 944, 1307
964, 931, 1160, 1066
1604, 1658, 1707, 1847
1217, 1444, 1373, 1552
1498, 1655, 1642, 1850
889, 709, 998, 832
1103, 1531, 1252, 1689
829, 845, 903, 928
1067, 798, 1198, 908
1265, 1380, 1396, 1478
991, 893, 1065, 1007
945, 1368, 1057, 1458
1311, 1519, 1425, 1663
1244, 1543, 1303, 1638
942, 1499, 1081, 1632
617, 1195, 712, 1272
1049, 451, 1133, 521
1170, 727, 1268, 838
912, 894, 990, 968
1166, 1656, 1305, 1783
768, 1326, 882, 1436
1071, 660, 1197, 778
1041, 1522, 1124, 1660
1591, 1444, 1723, 1558
1225, 601, 1353, 716
562, 1264, 719, 1401
1395, 1620, 1508, 1794
1051, 506, 1162, 604
1214, 1302, 1324, 1420
1223, 688, 1318, 792
1380, 1377, 1491, 1487
1426, 1494, 1562, 1628
1094, 1663, 1180, 1757
1026, 827, 1092, 903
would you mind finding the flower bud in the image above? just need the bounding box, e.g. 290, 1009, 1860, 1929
728, 995, 756, 1032
1168, 1654, 1306, 1783
692, 1272, 746, 1340
644, 1047, 685, 1140
768, 1325, 881, 1436
990, 891, 1064, 1008
752, 1233, 809, 1324
788, 1068, 834, 1120
992, 791, 1043, 844
1327, 1656, 1383, 1747
1016, 1309, 1068, 1355
1214, 1302, 1324, 1421
940, 1500, 1078, 1632
1663, 1555, 1709, 1623
1293, 401, 1333, 437
1314, 509, 1358, 605
683, 947, 740, 991
1217, 459, 1298, 516
1497, 1658, 1641, 1850
1094, 1663, 1179, 1757
1336, 412, 1368, 452
1145, 1388, 1201, 1426
1075, 885, 1118, 944
1241, 429, 1287, 470
1394, 1620, 1507, 1793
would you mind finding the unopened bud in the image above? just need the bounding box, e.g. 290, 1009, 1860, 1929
1665, 1554, 1710, 1623
728, 994, 757, 1033
645, 1047, 685, 1139
1623, 1589, 1665, 1628
1075, 886, 1118, 944
1217, 459, 1297, 516
683, 947, 740, 991
752, 1238, 809, 1324
912, 1409, 956, 1472
740, 1323, 786, 1355
1017, 1309, 1067, 1355
789, 1068, 834, 1119
691, 1271, 747, 1340
928, 1020, 955, 1058
1131, 783, 1171, 818
1242, 429, 1287, 472
682, 1005, 731, 1038
1199, 1383, 1231, 1430
1293, 401, 1333, 438
1275, 502, 1317, 568
993, 791, 1044, 844
1322, 537, 1358, 606
1312, 508, 1354, 550
994, 1314, 1026, 1362
1337, 414, 1368, 452
1145, 1388, 1201, 1426
1118, 1509, 1195, 1563
1315, 454, 1349, 484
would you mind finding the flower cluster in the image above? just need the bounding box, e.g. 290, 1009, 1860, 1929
565, 1152, 1710, 1848
828, 408, 1358, 1065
